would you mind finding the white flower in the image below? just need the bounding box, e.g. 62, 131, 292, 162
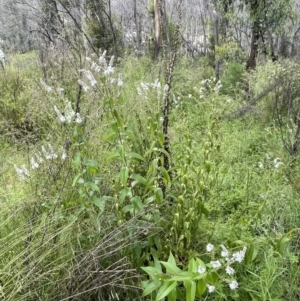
99, 50, 107, 68
151, 78, 161, 90
265, 153, 270, 160
109, 55, 115, 67
226, 266, 235, 275
14, 164, 25, 180
42, 145, 53, 160
258, 162, 264, 169
21, 165, 30, 177
40, 78, 52, 92
75, 112, 83, 124
48, 144, 58, 159
117, 74, 124, 86
64, 102, 75, 123
206, 243, 214, 252
91, 61, 101, 73
197, 266, 206, 274
104, 65, 114, 76
35, 152, 44, 163
30, 157, 39, 169
137, 87, 143, 96
221, 245, 229, 258
274, 158, 283, 168
78, 79, 89, 92
207, 284, 215, 293
54, 105, 66, 123
229, 280, 238, 290
231, 247, 247, 263
141, 82, 149, 91
61, 147, 67, 160
210, 260, 221, 268
188, 94, 192, 98
85, 70, 97, 86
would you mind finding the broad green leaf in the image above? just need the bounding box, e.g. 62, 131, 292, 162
160, 262, 182, 274
142, 281, 158, 297
196, 278, 206, 297
119, 187, 132, 203
85, 181, 100, 192
159, 166, 171, 187
141, 266, 162, 280
154, 188, 163, 205
131, 174, 148, 186
156, 281, 177, 301
168, 252, 177, 266
91, 196, 106, 210
106, 151, 120, 161
185, 281, 196, 301
188, 258, 197, 273
83, 159, 99, 168
246, 244, 259, 264
164, 271, 193, 282
120, 166, 129, 187
276, 235, 291, 254
168, 285, 177, 301
126, 152, 145, 161
206, 272, 218, 284
72, 152, 81, 167
131, 196, 144, 212
72, 173, 83, 186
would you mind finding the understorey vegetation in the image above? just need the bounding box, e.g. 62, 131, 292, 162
2, 1, 300, 300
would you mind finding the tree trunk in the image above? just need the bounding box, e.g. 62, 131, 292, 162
246, 21, 260, 70
154, 0, 161, 59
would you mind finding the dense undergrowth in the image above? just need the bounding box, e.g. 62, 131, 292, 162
1, 51, 300, 301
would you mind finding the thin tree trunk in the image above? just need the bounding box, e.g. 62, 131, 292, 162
246, 21, 260, 70
154, 0, 161, 59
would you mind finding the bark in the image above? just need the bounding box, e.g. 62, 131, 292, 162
154, 0, 161, 59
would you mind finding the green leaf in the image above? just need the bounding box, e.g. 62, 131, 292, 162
168, 285, 177, 301
131, 174, 148, 186
85, 181, 100, 192
72, 152, 81, 167
160, 262, 182, 275
156, 281, 177, 301
131, 196, 144, 212
120, 166, 129, 187
141, 266, 162, 280
206, 272, 218, 284
106, 151, 120, 161
72, 173, 82, 186
159, 166, 171, 187
246, 244, 259, 264
185, 281, 196, 301
164, 271, 193, 282
188, 258, 197, 273
154, 188, 163, 205
142, 281, 158, 297
276, 235, 291, 254
91, 196, 106, 210
126, 152, 145, 161
196, 278, 206, 297
112, 109, 124, 128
